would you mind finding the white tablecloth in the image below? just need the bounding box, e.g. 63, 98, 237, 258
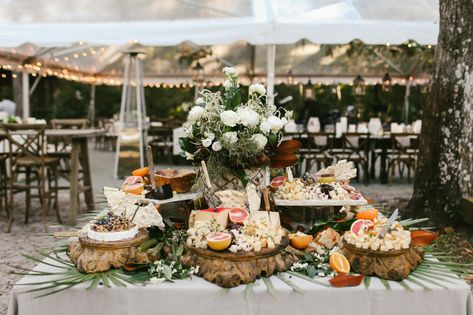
8, 258, 473, 315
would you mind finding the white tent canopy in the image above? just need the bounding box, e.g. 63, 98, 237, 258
0, 0, 439, 47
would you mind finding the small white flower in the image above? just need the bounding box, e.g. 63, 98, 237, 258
220, 110, 239, 127
267, 116, 284, 132
249, 83, 266, 95
204, 132, 215, 141
202, 138, 212, 147
250, 134, 268, 150
223, 80, 234, 90
223, 67, 238, 78
188, 106, 205, 122
185, 125, 193, 137
212, 141, 222, 151
185, 152, 195, 160
237, 107, 259, 127
222, 132, 238, 144
195, 97, 205, 105
259, 121, 271, 134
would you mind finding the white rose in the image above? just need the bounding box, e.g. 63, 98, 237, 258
202, 138, 212, 147
281, 117, 288, 125
249, 83, 266, 96
188, 106, 205, 122
195, 97, 205, 105
237, 107, 259, 127
250, 134, 268, 150
223, 67, 238, 78
259, 121, 271, 134
212, 141, 222, 151
220, 110, 239, 127
223, 80, 233, 90
185, 152, 195, 160
222, 132, 238, 144
267, 116, 284, 132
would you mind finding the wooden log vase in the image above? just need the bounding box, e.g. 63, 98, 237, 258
341, 240, 424, 281
180, 237, 296, 288
68, 228, 150, 273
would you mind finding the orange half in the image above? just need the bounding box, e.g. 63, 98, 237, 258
329, 252, 350, 274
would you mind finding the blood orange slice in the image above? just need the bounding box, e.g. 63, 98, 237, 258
206, 232, 232, 251
350, 219, 374, 235
270, 176, 286, 189
228, 208, 249, 224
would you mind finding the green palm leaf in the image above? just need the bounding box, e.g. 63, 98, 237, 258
364, 276, 371, 289
262, 277, 277, 298
380, 279, 391, 290
409, 273, 448, 289
397, 280, 413, 291
275, 274, 303, 293
244, 283, 254, 301
286, 271, 329, 287
405, 276, 432, 290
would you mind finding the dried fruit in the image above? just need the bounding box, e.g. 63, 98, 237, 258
329, 274, 364, 287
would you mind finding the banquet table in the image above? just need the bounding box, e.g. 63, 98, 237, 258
0, 128, 103, 225
7, 257, 473, 315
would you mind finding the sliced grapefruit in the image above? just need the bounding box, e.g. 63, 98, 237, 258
124, 176, 143, 185
206, 232, 232, 251
329, 252, 350, 274
350, 219, 374, 235
123, 183, 145, 195
228, 208, 249, 224
356, 209, 379, 221
132, 167, 149, 177
289, 232, 313, 250
270, 176, 286, 189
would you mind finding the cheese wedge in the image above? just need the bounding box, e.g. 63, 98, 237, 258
248, 211, 281, 230
189, 209, 229, 229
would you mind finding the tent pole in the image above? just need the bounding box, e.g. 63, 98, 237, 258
266, 44, 276, 106
89, 84, 96, 127
21, 72, 30, 120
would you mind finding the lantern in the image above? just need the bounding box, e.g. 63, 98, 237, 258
352, 75, 366, 96
382, 73, 392, 92
304, 79, 314, 99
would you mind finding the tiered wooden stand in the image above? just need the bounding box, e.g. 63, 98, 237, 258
68, 228, 149, 273
181, 237, 295, 288
342, 240, 424, 281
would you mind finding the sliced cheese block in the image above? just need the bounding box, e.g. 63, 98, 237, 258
189, 209, 229, 229
248, 211, 281, 230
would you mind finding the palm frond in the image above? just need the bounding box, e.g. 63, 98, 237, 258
397, 280, 413, 291
405, 276, 432, 290
262, 277, 277, 298
244, 283, 254, 301
379, 279, 391, 290
275, 274, 303, 293
364, 276, 371, 289
286, 271, 329, 287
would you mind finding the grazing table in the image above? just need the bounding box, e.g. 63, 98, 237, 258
7, 257, 473, 315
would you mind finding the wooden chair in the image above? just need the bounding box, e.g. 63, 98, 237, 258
387, 133, 418, 183
2, 124, 61, 232
339, 132, 370, 185
305, 132, 334, 173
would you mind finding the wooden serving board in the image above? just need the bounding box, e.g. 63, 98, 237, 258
181, 237, 296, 288
341, 240, 424, 281
274, 197, 368, 207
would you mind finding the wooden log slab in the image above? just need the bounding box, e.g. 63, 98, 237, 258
67, 228, 150, 273
180, 237, 296, 288
341, 240, 424, 281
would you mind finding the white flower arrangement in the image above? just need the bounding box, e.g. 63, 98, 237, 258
179, 68, 292, 185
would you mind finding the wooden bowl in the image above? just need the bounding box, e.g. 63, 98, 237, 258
154, 169, 196, 192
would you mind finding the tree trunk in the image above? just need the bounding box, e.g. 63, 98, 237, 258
408, 0, 473, 225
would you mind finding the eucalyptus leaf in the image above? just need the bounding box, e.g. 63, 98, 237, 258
364, 276, 371, 289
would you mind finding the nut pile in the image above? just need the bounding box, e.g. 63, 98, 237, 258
91, 211, 136, 232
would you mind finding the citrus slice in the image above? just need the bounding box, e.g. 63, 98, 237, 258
132, 167, 149, 177
356, 209, 379, 221
123, 183, 144, 195
270, 176, 286, 189
329, 252, 350, 274
289, 232, 313, 250
123, 176, 143, 185
350, 219, 374, 235
206, 232, 232, 251
228, 208, 249, 224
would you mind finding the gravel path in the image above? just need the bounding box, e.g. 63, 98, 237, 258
0, 147, 415, 315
